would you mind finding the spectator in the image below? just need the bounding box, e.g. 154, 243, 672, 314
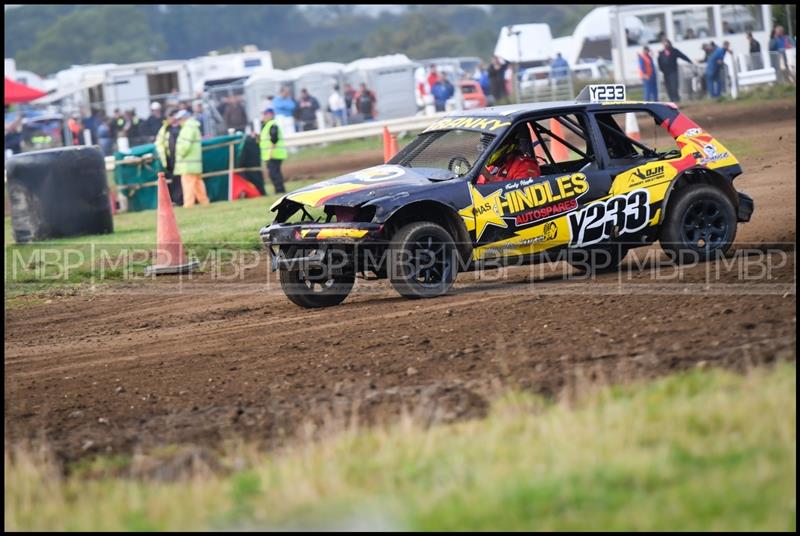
97, 115, 113, 156
4, 114, 23, 155
143, 101, 164, 143
747, 31, 763, 70
658, 38, 693, 103
82, 108, 98, 144
706, 41, 730, 99
110, 109, 124, 141
123, 109, 143, 146
474, 63, 490, 96
272, 86, 297, 133
343, 83, 356, 118
769, 26, 796, 51
223, 95, 248, 133
684, 28, 696, 40
193, 101, 207, 136
67, 113, 82, 145
638, 45, 658, 101
155, 108, 183, 206
431, 72, 454, 112
487, 55, 509, 104
426, 65, 439, 94
296, 88, 321, 131
259, 107, 287, 194
217, 95, 229, 119
355, 82, 377, 121
550, 52, 570, 82
328, 84, 346, 127
174, 109, 208, 207
701, 41, 717, 62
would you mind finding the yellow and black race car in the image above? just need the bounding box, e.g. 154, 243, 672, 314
261, 85, 753, 308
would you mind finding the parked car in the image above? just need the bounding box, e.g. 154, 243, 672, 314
458, 80, 487, 110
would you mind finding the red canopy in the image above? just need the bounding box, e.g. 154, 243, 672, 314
5, 77, 47, 105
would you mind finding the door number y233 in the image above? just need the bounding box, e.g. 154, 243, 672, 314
569, 190, 650, 247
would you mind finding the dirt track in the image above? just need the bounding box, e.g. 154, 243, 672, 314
5, 100, 796, 465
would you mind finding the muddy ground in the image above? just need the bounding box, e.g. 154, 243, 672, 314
5, 100, 796, 466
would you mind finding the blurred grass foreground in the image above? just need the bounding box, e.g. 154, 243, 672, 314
5, 363, 796, 531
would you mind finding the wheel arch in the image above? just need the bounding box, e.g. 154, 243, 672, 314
658, 167, 738, 226
382, 200, 472, 262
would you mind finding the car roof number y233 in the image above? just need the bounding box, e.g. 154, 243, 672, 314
588, 84, 626, 102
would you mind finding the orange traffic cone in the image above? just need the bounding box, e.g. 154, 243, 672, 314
383, 126, 392, 163
389, 134, 399, 160
145, 172, 198, 275
549, 118, 569, 161
625, 112, 641, 141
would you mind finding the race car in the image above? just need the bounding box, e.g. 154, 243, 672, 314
261, 84, 754, 308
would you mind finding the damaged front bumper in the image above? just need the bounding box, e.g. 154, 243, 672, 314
260, 222, 384, 271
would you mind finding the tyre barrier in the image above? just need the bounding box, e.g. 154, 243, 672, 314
6, 145, 114, 243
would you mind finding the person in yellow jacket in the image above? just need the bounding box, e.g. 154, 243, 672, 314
259, 107, 287, 194
174, 109, 209, 207
154, 108, 183, 205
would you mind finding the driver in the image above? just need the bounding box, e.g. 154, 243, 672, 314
477, 130, 541, 184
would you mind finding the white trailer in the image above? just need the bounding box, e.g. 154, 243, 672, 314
102, 60, 193, 118
344, 54, 417, 120
187, 47, 273, 93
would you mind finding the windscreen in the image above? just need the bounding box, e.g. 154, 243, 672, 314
391, 129, 495, 176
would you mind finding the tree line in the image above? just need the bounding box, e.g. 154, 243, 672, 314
6, 5, 597, 76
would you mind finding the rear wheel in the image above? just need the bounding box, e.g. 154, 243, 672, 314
388, 222, 458, 299
660, 184, 737, 263
279, 246, 354, 308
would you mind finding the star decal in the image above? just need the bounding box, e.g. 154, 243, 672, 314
459, 184, 508, 241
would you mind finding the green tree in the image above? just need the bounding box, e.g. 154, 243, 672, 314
15, 6, 165, 74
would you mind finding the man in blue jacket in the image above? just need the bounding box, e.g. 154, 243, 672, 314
431, 73, 455, 112
706, 41, 730, 99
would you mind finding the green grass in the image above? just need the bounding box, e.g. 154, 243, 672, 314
4, 179, 319, 301
5, 363, 796, 531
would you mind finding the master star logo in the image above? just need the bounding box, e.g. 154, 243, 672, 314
459, 184, 508, 241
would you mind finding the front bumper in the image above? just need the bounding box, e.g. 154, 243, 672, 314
737, 192, 754, 222
260, 222, 384, 271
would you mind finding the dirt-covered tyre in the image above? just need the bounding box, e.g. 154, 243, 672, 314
567, 242, 630, 275
660, 184, 737, 263
388, 222, 458, 299
279, 246, 355, 308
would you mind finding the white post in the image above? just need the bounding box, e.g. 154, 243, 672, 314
228, 141, 235, 202
83, 129, 92, 146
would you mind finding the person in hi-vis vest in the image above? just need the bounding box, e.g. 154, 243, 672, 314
259, 108, 287, 194
174, 109, 209, 207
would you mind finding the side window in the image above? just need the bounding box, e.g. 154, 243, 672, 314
528, 113, 594, 174
594, 111, 681, 163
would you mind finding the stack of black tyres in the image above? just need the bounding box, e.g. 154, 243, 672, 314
6, 146, 114, 243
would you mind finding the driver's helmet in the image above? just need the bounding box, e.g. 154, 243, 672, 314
486, 142, 515, 167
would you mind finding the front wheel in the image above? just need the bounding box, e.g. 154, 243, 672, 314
388, 222, 459, 299
279, 246, 354, 308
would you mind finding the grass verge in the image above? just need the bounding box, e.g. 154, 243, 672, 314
5, 362, 796, 531
4, 179, 319, 301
